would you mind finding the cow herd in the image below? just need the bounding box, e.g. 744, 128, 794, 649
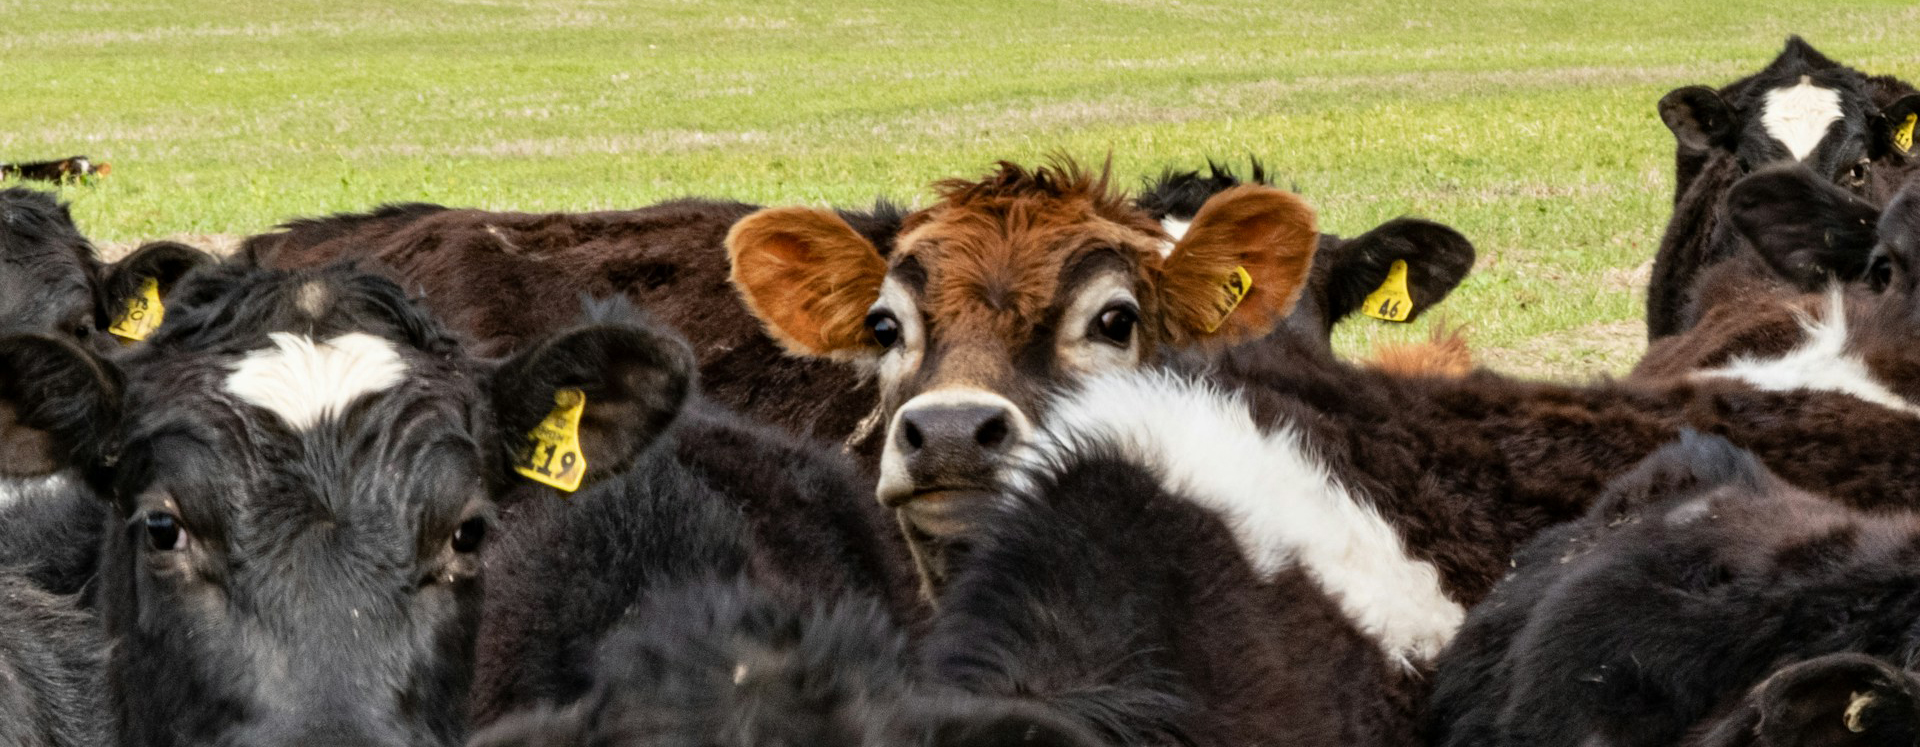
3, 34, 1920, 747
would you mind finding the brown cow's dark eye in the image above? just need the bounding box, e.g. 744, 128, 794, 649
1092, 304, 1138, 345
866, 311, 901, 348
145, 512, 186, 552
452, 517, 488, 554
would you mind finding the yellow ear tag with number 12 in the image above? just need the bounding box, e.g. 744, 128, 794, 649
514, 388, 588, 493
107, 276, 164, 342
1203, 266, 1254, 333
1362, 260, 1415, 322
1896, 113, 1916, 155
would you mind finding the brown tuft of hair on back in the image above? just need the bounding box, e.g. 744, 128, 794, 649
1368, 323, 1474, 377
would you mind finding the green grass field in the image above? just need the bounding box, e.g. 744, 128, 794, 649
7, 1, 1918, 377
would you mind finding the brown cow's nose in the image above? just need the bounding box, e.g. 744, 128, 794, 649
898, 404, 1016, 470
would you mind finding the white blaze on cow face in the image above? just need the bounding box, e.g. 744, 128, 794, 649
1694, 289, 1920, 414
1762, 76, 1845, 161
1031, 370, 1466, 666
225, 332, 410, 431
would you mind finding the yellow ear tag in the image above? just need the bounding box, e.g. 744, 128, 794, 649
1896, 113, 1916, 155
514, 388, 588, 492
1361, 260, 1414, 322
107, 276, 165, 342
1203, 266, 1254, 334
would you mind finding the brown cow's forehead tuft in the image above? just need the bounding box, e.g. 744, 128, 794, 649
891, 161, 1168, 350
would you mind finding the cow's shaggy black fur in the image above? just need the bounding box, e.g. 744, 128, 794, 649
1430, 433, 1920, 747
928, 447, 1413, 746
0, 572, 106, 747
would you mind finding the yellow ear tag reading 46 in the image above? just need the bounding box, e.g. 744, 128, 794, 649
1362, 260, 1415, 322
107, 276, 164, 342
514, 388, 588, 492
1204, 266, 1254, 333
1896, 113, 1916, 155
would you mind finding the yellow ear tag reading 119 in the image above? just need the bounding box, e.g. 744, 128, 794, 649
1204, 266, 1254, 334
1361, 259, 1415, 323
107, 276, 164, 342
514, 388, 588, 493
1896, 113, 1916, 155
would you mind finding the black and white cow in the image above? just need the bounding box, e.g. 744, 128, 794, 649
0, 264, 694, 745
1136, 160, 1476, 356
1648, 36, 1920, 338
1430, 433, 1920, 747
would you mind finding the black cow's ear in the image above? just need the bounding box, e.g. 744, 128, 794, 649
1587, 430, 1777, 522
490, 321, 694, 493
1754, 654, 1920, 747
1728, 165, 1882, 289
928, 701, 1107, 747
1325, 218, 1476, 325
1870, 94, 1920, 161
1659, 86, 1737, 152
0, 334, 122, 480
97, 241, 215, 342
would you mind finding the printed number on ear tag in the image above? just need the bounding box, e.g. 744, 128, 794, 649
107, 276, 165, 342
1897, 113, 1916, 155
515, 388, 588, 493
1362, 260, 1414, 323
1204, 266, 1254, 333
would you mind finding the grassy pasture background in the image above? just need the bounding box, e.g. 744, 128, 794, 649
7, 1, 1918, 378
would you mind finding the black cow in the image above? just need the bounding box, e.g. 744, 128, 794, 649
1648, 36, 1920, 338
1430, 433, 1920, 747
472, 579, 1099, 746
471, 391, 919, 726
0, 264, 694, 745
1136, 160, 1476, 354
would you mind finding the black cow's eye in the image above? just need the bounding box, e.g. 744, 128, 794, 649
1092, 303, 1138, 345
145, 512, 186, 552
451, 517, 488, 554
866, 311, 901, 348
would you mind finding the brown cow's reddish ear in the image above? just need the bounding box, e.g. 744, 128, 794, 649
727, 207, 888, 358
1155, 184, 1317, 347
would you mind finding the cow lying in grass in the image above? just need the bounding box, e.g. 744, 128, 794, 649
1430, 433, 1920, 747
1648, 36, 1920, 338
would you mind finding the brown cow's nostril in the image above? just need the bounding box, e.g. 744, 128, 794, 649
975, 414, 1008, 450
902, 420, 925, 451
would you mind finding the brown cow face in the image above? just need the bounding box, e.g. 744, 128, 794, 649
730, 161, 1317, 548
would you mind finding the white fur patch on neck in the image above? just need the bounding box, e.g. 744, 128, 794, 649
225, 332, 410, 431
0, 473, 73, 509
1033, 370, 1465, 665
1762, 77, 1844, 161
1694, 289, 1919, 414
